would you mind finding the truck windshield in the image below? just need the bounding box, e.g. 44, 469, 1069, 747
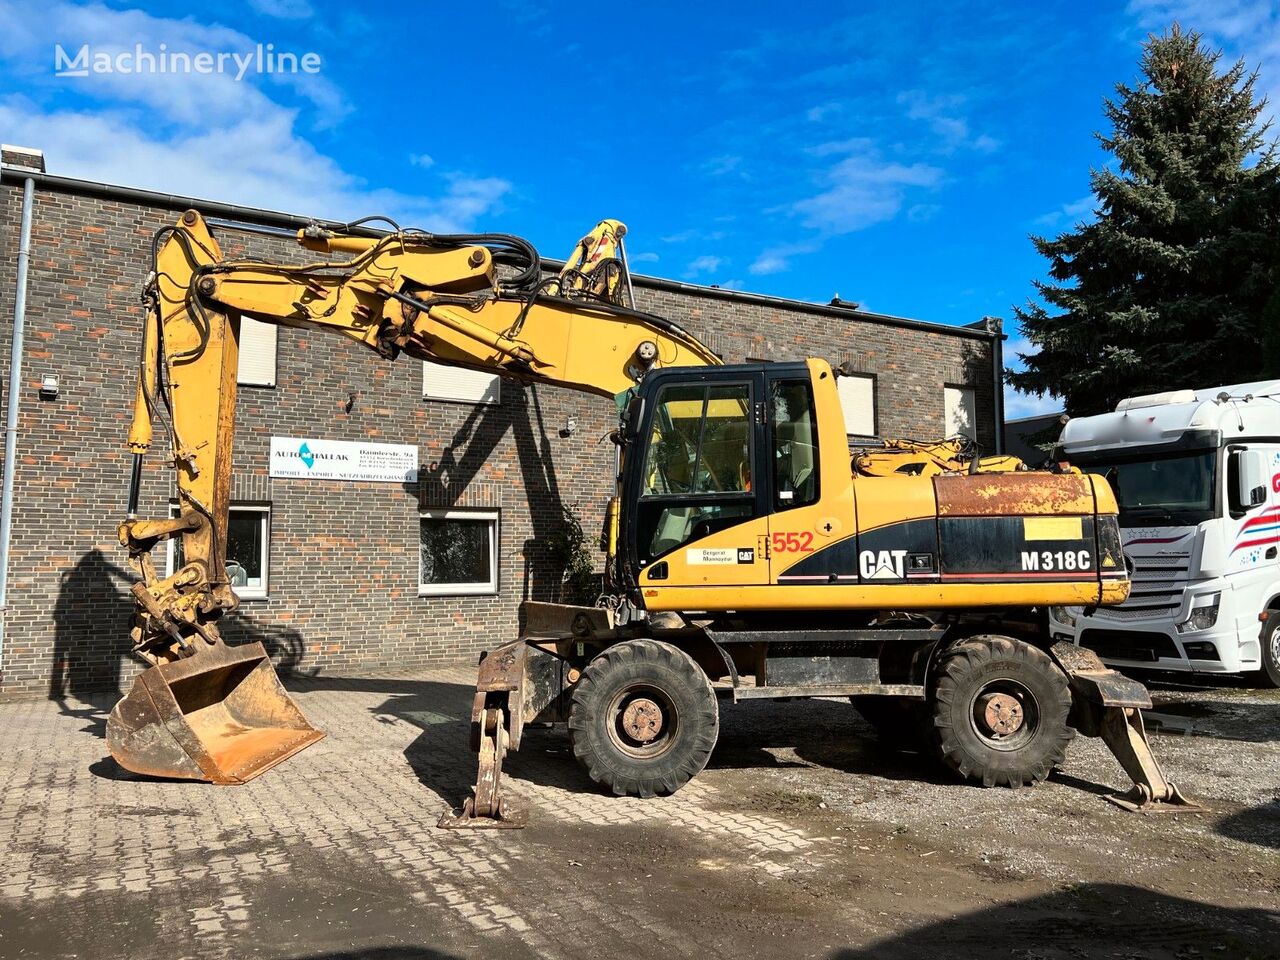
1082, 450, 1217, 526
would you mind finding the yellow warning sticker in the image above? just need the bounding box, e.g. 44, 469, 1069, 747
1023, 516, 1083, 541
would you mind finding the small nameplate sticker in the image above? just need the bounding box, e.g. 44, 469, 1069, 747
687, 548, 738, 565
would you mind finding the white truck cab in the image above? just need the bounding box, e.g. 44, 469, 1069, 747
1050, 381, 1280, 686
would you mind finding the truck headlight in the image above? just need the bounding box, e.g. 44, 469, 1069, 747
1050, 605, 1083, 627
1176, 592, 1220, 633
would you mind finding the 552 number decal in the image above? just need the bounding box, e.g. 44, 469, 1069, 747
772, 531, 814, 553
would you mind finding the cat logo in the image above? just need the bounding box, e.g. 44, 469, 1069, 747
859, 549, 907, 580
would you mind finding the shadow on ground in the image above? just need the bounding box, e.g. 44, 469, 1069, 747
1216, 797, 1280, 850
830, 882, 1280, 960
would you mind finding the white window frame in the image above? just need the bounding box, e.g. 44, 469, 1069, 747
237, 317, 278, 387
422, 360, 501, 405
945, 384, 978, 441
167, 502, 271, 600
837, 373, 877, 437
418, 508, 500, 597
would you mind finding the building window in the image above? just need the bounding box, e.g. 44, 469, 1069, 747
238, 317, 278, 387
419, 509, 499, 596
837, 373, 877, 437
168, 503, 271, 599
422, 360, 501, 405
945, 385, 977, 440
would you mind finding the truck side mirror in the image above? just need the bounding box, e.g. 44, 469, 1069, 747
1234, 449, 1269, 508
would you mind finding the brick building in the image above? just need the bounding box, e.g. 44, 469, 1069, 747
0, 147, 1005, 700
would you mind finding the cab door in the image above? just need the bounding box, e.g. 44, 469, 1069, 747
630, 372, 771, 588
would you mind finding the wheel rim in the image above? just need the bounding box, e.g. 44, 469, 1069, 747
607, 683, 679, 760
1270, 623, 1280, 668
967, 677, 1040, 751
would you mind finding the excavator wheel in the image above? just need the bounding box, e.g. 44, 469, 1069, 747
931, 635, 1074, 788
568, 639, 719, 799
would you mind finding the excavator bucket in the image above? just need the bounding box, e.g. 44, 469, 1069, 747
107, 641, 324, 784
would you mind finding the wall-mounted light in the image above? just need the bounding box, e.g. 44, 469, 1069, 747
561, 416, 578, 438
38, 374, 59, 400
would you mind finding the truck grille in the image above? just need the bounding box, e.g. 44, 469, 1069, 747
1094, 554, 1189, 622
1079, 629, 1180, 662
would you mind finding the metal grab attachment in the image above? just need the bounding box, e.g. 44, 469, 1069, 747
1098, 704, 1203, 813
1050, 642, 1205, 814
438, 620, 583, 829
438, 698, 526, 829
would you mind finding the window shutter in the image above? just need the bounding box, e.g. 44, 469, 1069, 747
238, 317, 278, 387
945, 386, 977, 440
422, 361, 501, 405
837, 375, 876, 436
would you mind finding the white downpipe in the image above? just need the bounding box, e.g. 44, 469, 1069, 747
0, 175, 36, 673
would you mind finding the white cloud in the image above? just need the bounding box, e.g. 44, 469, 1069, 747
248, 0, 314, 17
686, 255, 724, 276
660, 228, 727, 243
701, 155, 743, 176
792, 143, 943, 234
897, 90, 1001, 154
907, 203, 941, 222
0, 3, 513, 232
628, 251, 659, 263
1004, 387, 1062, 421
748, 241, 819, 276
409, 153, 435, 169
1033, 194, 1096, 229
749, 253, 790, 275
805, 102, 842, 122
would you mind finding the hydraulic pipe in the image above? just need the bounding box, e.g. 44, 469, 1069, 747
0, 175, 36, 669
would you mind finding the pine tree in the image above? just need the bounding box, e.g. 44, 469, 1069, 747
1009, 25, 1280, 416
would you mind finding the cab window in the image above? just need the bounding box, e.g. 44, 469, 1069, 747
771, 379, 818, 510
643, 383, 752, 496
637, 381, 755, 562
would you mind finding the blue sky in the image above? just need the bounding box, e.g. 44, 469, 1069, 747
1, 0, 1277, 419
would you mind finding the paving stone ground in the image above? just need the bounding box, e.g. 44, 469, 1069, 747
2, 664, 1278, 960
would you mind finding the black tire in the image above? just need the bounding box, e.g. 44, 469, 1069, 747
851, 696, 932, 752
1247, 615, 1280, 689
931, 635, 1073, 788
568, 639, 719, 798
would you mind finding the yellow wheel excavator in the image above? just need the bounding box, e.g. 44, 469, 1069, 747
107, 209, 1199, 823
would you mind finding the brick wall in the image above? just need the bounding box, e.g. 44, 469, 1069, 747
0, 179, 998, 700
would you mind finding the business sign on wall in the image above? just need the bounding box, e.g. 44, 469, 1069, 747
269, 437, 419, 483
